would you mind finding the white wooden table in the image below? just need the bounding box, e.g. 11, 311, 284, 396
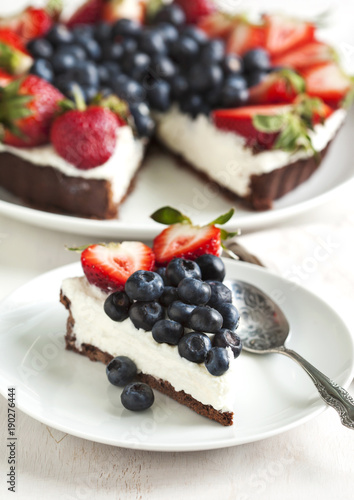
1, 185, 354, 500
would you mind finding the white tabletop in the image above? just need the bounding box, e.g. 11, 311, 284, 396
0, 185, 354, 500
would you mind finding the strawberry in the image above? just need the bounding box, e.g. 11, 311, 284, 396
78, 242, 155, 293
197, 12, 236, 39
50, 89, 123, 169
0, 69, 13, 86
272, 42, 336, 71
66, 0, 104, 27
0, 28, 33, 74
249, 69, 305, 104
0, 75, 64, 148
101, 0, 147, 24
226, 20, 266, 56
173, 0, 216, 24
151, 207, 236, 265
263, 13, 315, 57
300, 62, 352, 108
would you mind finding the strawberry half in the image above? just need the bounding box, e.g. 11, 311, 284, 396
249, 69, 305, 104
79, 242, 155, 293
197, 12, 236, 39
263, 13, 315, 57
66, 0, 104, 27
0, 4, 57, 42
151, 207, 236, 266
0, 28, 33, 74
226, 20, 266, 56
272, 42, 336, 71
173, 0, 216, 24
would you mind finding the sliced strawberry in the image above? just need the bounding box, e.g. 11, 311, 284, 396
249, 70, 305, 104
226, 21, 266, 56
0, 69, 13, 86
263, 13, 315, 57
173, 0, 216, 24
101, 0, 147, 24
0, 28, 33, 74
153, 223, 222, 266
312, 101, 333, 124
272, 42, 335, 71
197, 12, 236, 39
80, 242, 155, 293
66, 0, 104, 27
301, 62, 352, 108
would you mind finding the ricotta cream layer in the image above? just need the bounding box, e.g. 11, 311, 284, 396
156, 107, 346, 197
61, 276, 237, 413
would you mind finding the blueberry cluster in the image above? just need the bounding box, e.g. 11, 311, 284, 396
104, 255, 242, 378
27, 4, 275, 137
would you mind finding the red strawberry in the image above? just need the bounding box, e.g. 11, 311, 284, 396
0, 69, 13, 86
80, 242, 155, 293
197, 12, 236, 39
101, 0, 146, 24
226, 21, 266, 56
300, 62, 352, 108
263, 14, 315, 57
0, 28, 33, 74
249, 69, 305, 104
272, 42, 335, 71
173, 0, 216, 24
0, 75, 64, 148
66, 0, 104, 27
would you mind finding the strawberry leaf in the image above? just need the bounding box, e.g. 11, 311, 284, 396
279, 69, 306, 94
151, 206, 192, 225
66, 244, 94, 253
208, 208, 235, 226
220, 228, 240, 240
253, 114, 285, 133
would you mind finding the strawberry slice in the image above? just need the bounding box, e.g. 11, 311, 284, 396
173, 0, 216, 24
226, 20, 266, 56
301, 62, 352, 108
197, 12, 236, 39
66, 0, 104, 27
0, 28, 33, 74
249, 69, 305, 104
80, 242, 155, 293
263, 14, 315, 57
272, 42, 335, 71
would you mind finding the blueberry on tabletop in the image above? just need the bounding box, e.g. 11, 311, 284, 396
166, 258, 201, 286
112, 18, 141, 39
246, 70, 268, 88
222, 53, 243, 75
27, 38, 53, 59
153, 4, 186, 27
200, 39, 225, 64
46, 24, 74, 45
167, 301, 196, 326
189, 305, 223, 333
205, 347, 230, 376
104, 291, 131, 322
213, 329, 242, 358
106, 356, 137, 386
196, 254, 225, 282
121, 382, 154, 411
94, 21, 112, 42
207, 280, 232, 310
30, 59, 54, 82
177, 278, 211, 306
159, 286, 179, 307
152, 319, 184, 345
129, 102, 156, 138
147, 79, 171, 111
52, 51, 77, 74
129, 301, 164, 331
178, 332, 212, 363
155, 22, 179, 44
217, 303, 240, 331
243, 48, 271, 73
125, 270, 164, 302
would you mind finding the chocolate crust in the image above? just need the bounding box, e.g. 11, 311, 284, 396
60, 292, 234, 426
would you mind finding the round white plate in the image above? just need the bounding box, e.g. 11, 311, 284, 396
1, 109, 354, 238
0, 260, 353, 451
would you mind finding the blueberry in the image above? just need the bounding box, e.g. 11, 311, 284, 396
155, 22, 179, 44
124, 52, 151, 80
27, 38, 53, 59
139, 30, 167, 56
179, 93, 205, 118
57, 44, 86, 61
167, 301, 195, 326
104, 291, 131, 322
112, 18, 141, 39
166, 258, 201, 286
72, 24, 94, 43
177, 278, 211, 306
213, 329, 242, 358
205, 85, 222, 107
125, 270, 164, 301
159, 286, 179, 307
100, 61, 121, 80
205, 347, 230, 376
147, 80, 171, 111
106, 356, 137, 386
30, 59, 54, 82
82, 85, 99, 103
170, 36, 199, 65
243, 48, 271, 72
152, 319, 184, 345
170, 74, 188, 100
54, 75, 82, 98
121, 382, 154, 411
100, 87, 113, 97
129, 301, 164, 331
217, 303, 240, 331
246, 70, 268, 88
152, 55, 177, 81
114, 78, 146, 103
52, 51, 77, 73
207, 280, 232, 310
178, 332, 212, 363
112, 73, 130, 93
181, 26, 208, 45
46, 24, 74, 45
94, 22, 112, 42
121, 37, 138, 57
220, 76, 249, 107
222, 54, 243, 75
188, 63, 223, 93
101, 42, 124, 61
189, 305, 223, 333
68, 61, 99, 87
129, 102, 156, 138
84, 38, 102, 61
97, 64, 111, 84
153, 5, 186, 27
200, 39, 225, 64
155, 267, 169, 285
196, 255, 225, 282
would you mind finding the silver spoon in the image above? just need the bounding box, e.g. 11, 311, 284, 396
225, 279, 354, 429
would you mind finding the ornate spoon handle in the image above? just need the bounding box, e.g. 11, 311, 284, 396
276, 347, 354, 429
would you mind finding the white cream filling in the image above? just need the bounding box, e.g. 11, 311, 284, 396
61, 276, 237, 413
0, 126, 145, 204
156, 107, 346, 197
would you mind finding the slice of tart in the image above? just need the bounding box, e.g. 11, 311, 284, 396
60, 209, 242, 425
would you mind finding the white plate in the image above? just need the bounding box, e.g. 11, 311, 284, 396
0, 260, 353, 451
1, 108, 354, 238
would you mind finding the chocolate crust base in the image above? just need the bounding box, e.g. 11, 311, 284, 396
60, 292, 233, 426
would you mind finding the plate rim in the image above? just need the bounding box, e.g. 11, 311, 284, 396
0, 260, 353, 452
